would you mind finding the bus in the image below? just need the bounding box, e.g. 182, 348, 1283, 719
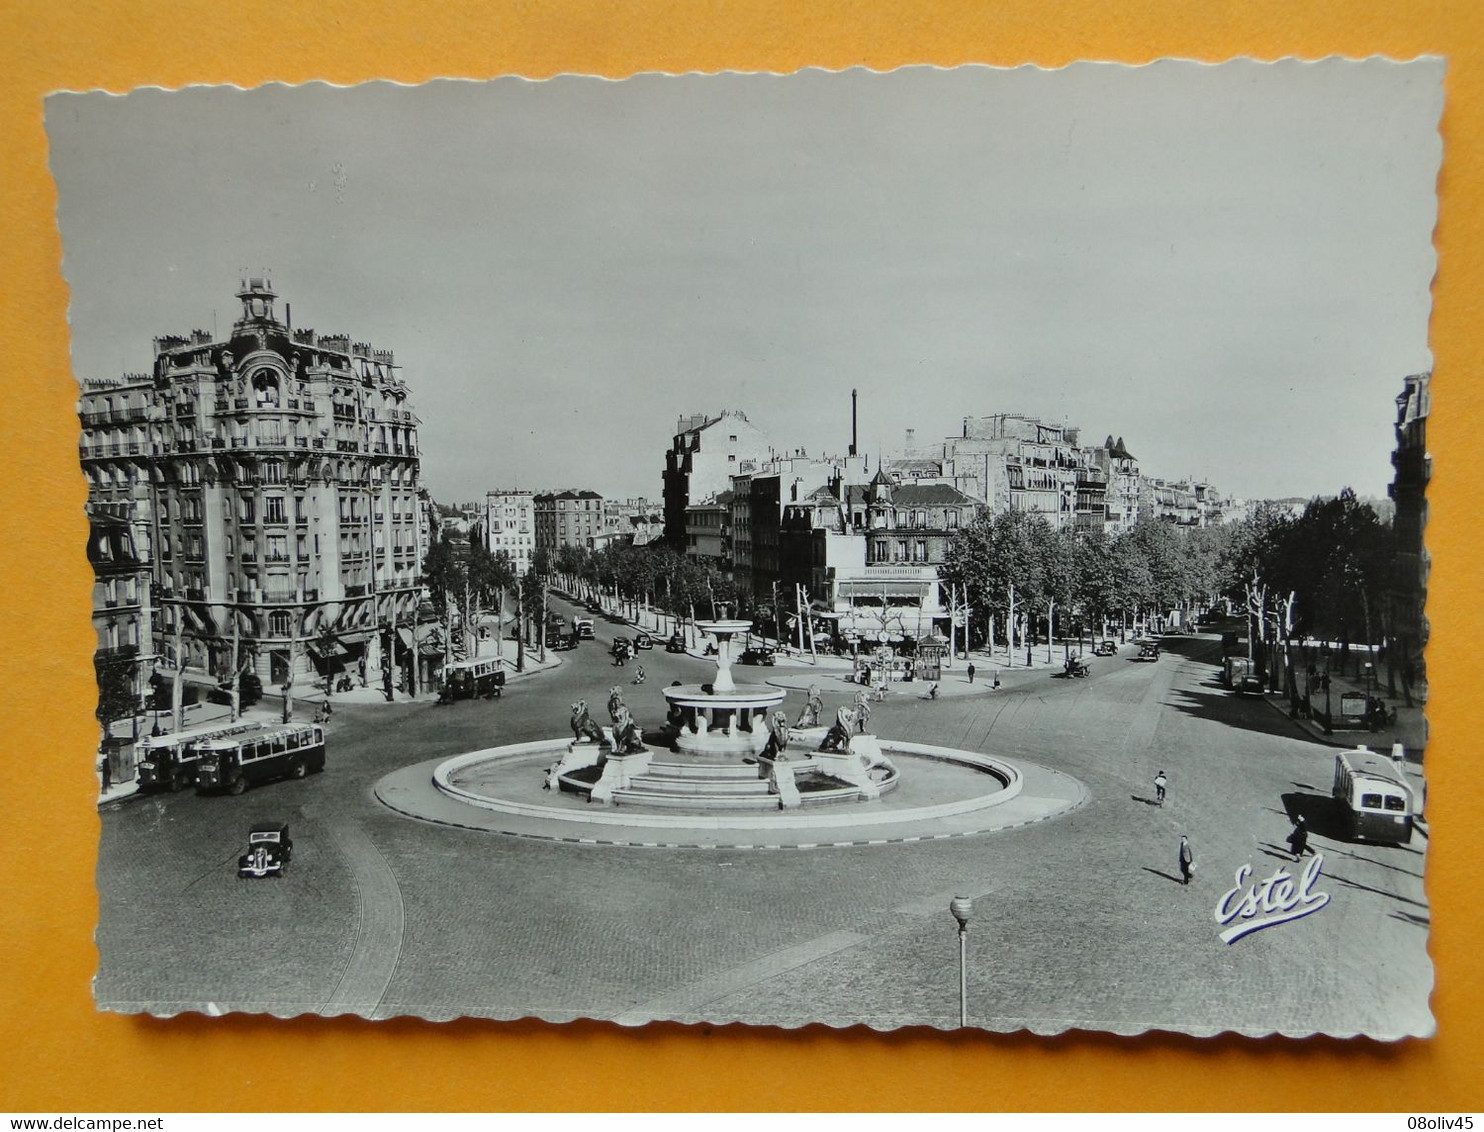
194, 723, 326, 795
437, 655, 507, 701
1332, 746, 1414, 844
135, 720, 265, 792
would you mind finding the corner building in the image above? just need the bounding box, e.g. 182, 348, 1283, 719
78, 277, 425, 691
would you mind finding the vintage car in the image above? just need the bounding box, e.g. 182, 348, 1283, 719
1092, 640, 1117, 657
1064, 655, 1091, 678
739, 646, 777, 666
665, 634, 688, 653
572, 617, 595, 640
633, 633, 654, 651
1135, 643, 1161, 662
1234, 672, 1267, 697
237, 822, 293, 879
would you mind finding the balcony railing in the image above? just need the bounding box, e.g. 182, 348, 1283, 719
344, 583, 368, 597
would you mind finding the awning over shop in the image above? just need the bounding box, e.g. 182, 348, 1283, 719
338, 630, 374, 647
306, 640, 351, 661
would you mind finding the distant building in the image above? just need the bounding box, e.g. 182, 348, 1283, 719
484, 490, 535, 575
662, 410, 773, 546
76, 276, 425, 703
684, 491, 734, 572
1086, 437, 1141, 533
533, 490, 605, 552
731, 451, 869, 600
780, 466, 982, 645
1387, 371, 1430, 692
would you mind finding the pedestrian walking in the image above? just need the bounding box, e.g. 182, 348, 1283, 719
1286, 814, 1311, 859
633, 665, 646, 685
99, 752, 112, 795
1154, 770, 1167, 807
967, 662, 976, 684
1178, 835, 1195, 885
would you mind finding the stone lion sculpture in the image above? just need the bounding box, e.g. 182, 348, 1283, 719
795, 686, 823, 729
570, 700, 604, 745
761, 710, 791, 761
611, 703, 646, 754
818, 704, 856, 752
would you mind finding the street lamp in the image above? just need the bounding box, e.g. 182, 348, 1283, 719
949, 895, 973, 1028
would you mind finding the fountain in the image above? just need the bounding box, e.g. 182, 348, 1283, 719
662, 615, 786, 757
380, 609, 1075, 845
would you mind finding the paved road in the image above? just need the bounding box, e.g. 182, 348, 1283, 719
96, 597, 1432, 1036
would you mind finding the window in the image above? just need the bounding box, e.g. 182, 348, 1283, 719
265, 496, 286, 523
268, 610, 291, 636
874, 539, 888, 560
947, 509, 960, 529
896, 540, 908, 560
294, 495, 306, 522
264, 460, 284, 483
240, 497, 256, 523
915, 539, 928, 562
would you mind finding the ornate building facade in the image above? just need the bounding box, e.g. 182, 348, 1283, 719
78, 277, 426, 697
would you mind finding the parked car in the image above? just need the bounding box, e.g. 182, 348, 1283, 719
665, 634, 688, 654
740, 647, 776, 666
1135, 643, 1160, 662
1092, 640, 1117, 657
237, 822, 292, 879
633, 633, 653, 651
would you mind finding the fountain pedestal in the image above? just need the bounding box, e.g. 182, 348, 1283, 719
662, 619, 786, 757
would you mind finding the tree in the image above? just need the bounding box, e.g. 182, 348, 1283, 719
95, 651, 138, 743
940, 510, 1051, 656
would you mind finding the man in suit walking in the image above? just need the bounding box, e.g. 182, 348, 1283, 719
1178, 835, 1195, 885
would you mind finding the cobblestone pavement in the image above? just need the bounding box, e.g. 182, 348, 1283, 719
96, 596, 1432, 1037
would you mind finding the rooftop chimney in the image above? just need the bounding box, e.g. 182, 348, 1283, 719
849, 389, 858, 458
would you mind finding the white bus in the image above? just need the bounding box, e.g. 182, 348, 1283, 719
1332, 746, 1414, 844
194, 723, 326, 795
135, 720, 265, 792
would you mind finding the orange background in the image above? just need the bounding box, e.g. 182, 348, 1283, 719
1, 0, 1480, 1113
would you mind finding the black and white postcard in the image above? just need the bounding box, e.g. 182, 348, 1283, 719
50, 58, 1441, 1037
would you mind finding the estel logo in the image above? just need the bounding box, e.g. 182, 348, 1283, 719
1214, 853, 1331, 944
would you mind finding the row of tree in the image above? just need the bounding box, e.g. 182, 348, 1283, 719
418, 490, 1396, 671
937, 490, 1397, 664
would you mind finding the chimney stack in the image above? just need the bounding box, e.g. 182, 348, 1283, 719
850, 388, 858, 457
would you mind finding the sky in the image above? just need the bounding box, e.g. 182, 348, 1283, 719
46, 60, 1443, 503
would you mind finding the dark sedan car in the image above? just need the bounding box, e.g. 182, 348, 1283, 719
1135, 643, 1161, 662
665, 634, 688, 653
238, 822, 292, 879
633, 633, 653, 650
739, 647, 777, 666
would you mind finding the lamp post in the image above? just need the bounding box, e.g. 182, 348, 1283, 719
949, 895, 972, 1028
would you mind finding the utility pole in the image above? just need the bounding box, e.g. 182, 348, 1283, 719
1006, 585, 1016, 668
229, 608, 241, 721
171, 620, 185, 733
1047, 599, 1056, 665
